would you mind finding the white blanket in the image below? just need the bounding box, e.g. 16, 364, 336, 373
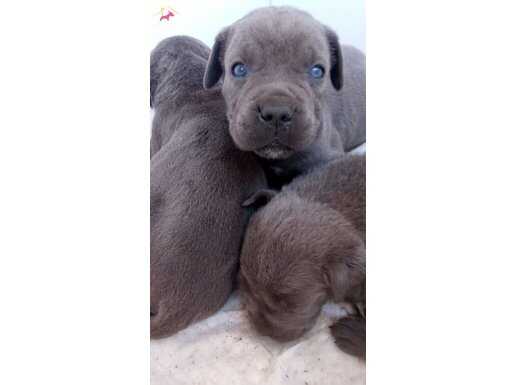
151, 293, 365, 385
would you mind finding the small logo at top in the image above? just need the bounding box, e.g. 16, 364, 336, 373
159, 6, 177, 22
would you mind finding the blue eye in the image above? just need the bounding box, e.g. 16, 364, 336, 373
309, 65, 325, 79
232, 63, 248, 78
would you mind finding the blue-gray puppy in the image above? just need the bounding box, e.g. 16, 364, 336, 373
239, 155, 365, 359
150, 36, 267, 338
204, 7, 366, 187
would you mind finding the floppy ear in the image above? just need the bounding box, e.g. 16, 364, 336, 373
325, 27, 344, 90
150, 55, 160, 108
242, 189, 277, 209
150, 75, 157, 108
204, 28, 229, 89
323, 241, 365, 303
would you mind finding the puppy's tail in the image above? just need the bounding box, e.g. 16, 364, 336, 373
330, 315, 366, 360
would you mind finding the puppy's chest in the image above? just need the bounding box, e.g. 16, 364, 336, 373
263, 165, 295, 190
260, 152, 337, 189
261, 159, 311, 189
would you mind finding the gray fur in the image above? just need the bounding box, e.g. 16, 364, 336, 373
239, 155, 365, 358
204, 6, 366, 186
150, 36, 267, 338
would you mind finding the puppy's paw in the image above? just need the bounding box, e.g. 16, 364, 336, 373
330, 315, 365, 360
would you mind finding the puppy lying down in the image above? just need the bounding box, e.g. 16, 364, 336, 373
150, 36, 267, 338
239, 155, 365, 359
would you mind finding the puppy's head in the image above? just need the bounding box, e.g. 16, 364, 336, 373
151, 36, 211, 108
239, 193, 363, 341
204, 7, 343, 160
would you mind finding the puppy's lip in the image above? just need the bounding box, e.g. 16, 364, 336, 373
254, 141, 295, 160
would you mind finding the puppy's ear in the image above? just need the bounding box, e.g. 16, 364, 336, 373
150, 76, 157, 108
242, 189, 277, 209
150, 56, 159, 108
325, 27, 344, 90
323, 242, 365, 303
204, 28, 229, 89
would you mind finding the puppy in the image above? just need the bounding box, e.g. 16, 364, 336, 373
150, 36, 267, 338
239, 155, 365, 359
203, 6, 366, 187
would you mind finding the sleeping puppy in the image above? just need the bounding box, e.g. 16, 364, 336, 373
150, 36, 267, 338
239, 155, 365, 359
203, 6, 366, 188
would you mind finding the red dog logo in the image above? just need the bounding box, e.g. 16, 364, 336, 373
160, 10, 175, 21
158, 7, 177, 22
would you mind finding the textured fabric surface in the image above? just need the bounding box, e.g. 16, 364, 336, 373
150, 293, 365, 385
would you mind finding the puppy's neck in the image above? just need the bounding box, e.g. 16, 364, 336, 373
258, 146, 341, 189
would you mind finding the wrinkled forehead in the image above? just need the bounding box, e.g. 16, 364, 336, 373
226, 12, 329, 68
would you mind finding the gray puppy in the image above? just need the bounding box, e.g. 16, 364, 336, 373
204, 6, 366, 187
150, 36, 267, 338
239, 155, 365, 359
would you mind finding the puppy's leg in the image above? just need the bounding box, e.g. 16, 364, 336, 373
330, 315, 366, 360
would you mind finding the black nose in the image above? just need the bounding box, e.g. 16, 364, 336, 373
258, 105, 293, 125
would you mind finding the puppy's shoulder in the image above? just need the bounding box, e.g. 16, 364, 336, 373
285, 154, 365, 196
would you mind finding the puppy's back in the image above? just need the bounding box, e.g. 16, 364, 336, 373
150, 36, 266, 338
284, 155, 365, 238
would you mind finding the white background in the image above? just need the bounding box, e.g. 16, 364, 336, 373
1, 1, 515, 384
148, 0, 365, 51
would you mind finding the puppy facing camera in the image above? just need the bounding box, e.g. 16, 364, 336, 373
149, 5, 366, 366
203, 6, 366, 185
